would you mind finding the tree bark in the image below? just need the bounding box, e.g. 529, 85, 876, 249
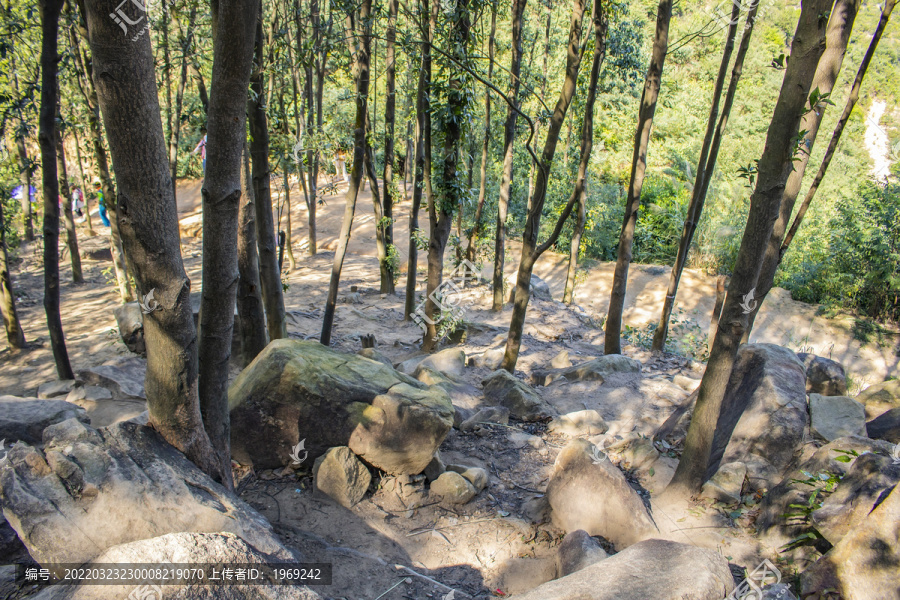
321, 0, 373, 346
651, 0, 752, 353
562, 180, 586, 304
248, 3, 287, 341
198, 0, 259, 489
57, 123, 83, 283
708, 274, 726, 354
742, 0, 860, 342
666, 0, 833, 498
0, 198, 26, 349
491, 0, 527, 311
83, 0, 224, 482
380, 0, 399, 293
463, 0, 496, 269
501, 0, 602, 372
39, 0, 75, 380
403, 7, 431, 322
237, 139, 268, 365
422, 0, 468, 352
780, 0, 895, 260
604, 0, 673, 355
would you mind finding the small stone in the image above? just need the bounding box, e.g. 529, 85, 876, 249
550, 351, 572, 369
431, 471, 477, 504
447, 465, 489, 492
37, 380, 79, 399
521, 495, 550, 524
701, 462, 747, 504
509, 430, 543, 449
549, 410, 608, 437
423, 453, 446, 483
556, 529, 607, 577
312, 446, 372, 508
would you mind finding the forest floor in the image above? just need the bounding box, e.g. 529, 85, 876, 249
1, 177, 898, 598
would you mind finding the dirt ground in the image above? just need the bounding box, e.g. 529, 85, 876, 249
1, 175, 897, 598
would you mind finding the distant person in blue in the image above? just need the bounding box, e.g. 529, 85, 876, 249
11, 184, 37, 205
94, 181, 110, 227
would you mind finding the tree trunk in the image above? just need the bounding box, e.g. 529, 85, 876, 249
169, 7, 197, 201
708, 274, 726, 354
197, 0, 259, 489
464, 0, 497, 269
15, 137, 34, 243
237, 139, 268, 365
189, 58, 210, 115
69, 14, 133, 303
562, 183, 586, 304
742, 0, 860, 342
666, 0, 833, 498
651, 0, 751, 353
403, 6, 430, 322
0, 198, 26, 349
56, 124, 83, 283
501, 0, 602, 372
83, 0, 224, 482
248, 4, 287, 341
380, 0, 398, 293
39, 0, 74, 380
603, 0, 673, 355
780, 1, 895, 262
321, 0, 373, 346
491, 0, 527, 311
421, 0, 467, 352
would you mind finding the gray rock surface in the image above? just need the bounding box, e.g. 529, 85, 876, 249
809, 394, 867, 441
0, 419, 289, 566
796, 353, 847, 396
535, 354, 642, 387
0, 396, 89, 445
856, 379, 900, 420
312, 446, 372, 508
555, 529, 607, 577
866, 406, 900, 443
482, 370, 556, 421
430, 471, 476, 504
513, 539, 733, 600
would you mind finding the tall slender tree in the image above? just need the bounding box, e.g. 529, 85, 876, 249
421, 0, 471, 351
491, 0, 527, 311
651, 0, 756, 353
742, 0, 860, 341
0, 197, 25, 349
379, 0, 399, 293
666, 0, 834, 498
321, 0, 374, 345
237, 139, 268, 365
502, 0, 606, 372
39, 0, 74, 380
604, 0, 673, 355
464, 0, 497, 269
56, 120, 83, 283
198, 0, 260, 488
779, 0, 896, 265
82, 0, 224, 481
249, 2, 287, 341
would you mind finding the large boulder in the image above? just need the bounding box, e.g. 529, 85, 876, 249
413, 366, 482, 411
0, 396, 89, 445
31, 532, 322, 600
313, 446, 371, 508
229, 340, 454, 474
809, 450, 900, 545
866, 406, 900, 443
545, 440, 657, 549
809, 394, 867, 441
508, 274, 553, 302
481, 370, 556, 421
801, 484, 900, 600
755, 436, 895, 550
705, 344, 808, 491
0, 418, 287, 566
856, 379, 900, 420
513, 539, 733, 600
796, 353, 847, 396
113, 301, 145, 355
534, 355, 641, 387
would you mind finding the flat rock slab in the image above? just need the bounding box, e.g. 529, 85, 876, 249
513, 539, 733, 600
0, 418, 287, 566
866, 406, 900, 443
809, 394, 867, 441
31, 532, 322, 600
0, 396, 89, 445
77, 357, 147, 399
